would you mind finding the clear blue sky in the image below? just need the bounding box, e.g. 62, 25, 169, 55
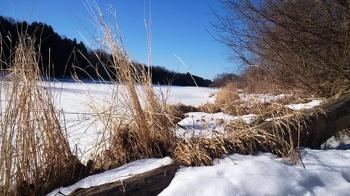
0, 0, 240, 79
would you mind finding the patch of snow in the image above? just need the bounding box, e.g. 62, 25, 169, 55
286, 99, 322, 110
160, 149, 350, 196
48, 157, 173, 196
324, 134, 350, 150
239, 93, 288, 103
177, 112, 257, 138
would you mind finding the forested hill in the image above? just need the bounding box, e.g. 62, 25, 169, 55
0, 16, 211, 87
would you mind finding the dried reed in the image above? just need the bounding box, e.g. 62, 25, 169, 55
0, 34, 77, 195
83, 1, 176, 170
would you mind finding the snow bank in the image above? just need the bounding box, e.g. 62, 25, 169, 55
160, 149, 350, 196
177, 112, 257, 138
48, 157, 173, 196
286, 99, 322, 110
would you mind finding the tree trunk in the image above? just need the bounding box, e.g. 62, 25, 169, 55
257, 93, 350, 148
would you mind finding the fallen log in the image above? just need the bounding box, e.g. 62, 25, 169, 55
257, 93, 350, 148
70, 163, 180, 196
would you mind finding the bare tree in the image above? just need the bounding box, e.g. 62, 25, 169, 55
214, 0, 350, 96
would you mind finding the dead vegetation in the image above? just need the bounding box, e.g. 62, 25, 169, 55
214, 83, 240, 107
0, 34, 81, 195
174, 121, 291, 166
214, 0, 350, 97
84, 2, 176, 170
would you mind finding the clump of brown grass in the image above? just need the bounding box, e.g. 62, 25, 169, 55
174, 121, 291, 166
221, 100, 294, 122
215, 83, 240, 107
85, 2, 176, 170
0, 35, 78, 195
197, 103, 221, 113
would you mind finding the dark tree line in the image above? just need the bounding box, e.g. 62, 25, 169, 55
0, 16, 211, 87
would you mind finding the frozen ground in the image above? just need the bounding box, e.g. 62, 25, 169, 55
38, 82, 350, 196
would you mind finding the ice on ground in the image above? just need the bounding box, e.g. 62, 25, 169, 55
48, 157, 173, 196
286, 99, 322, 110
177, 112, 257, 138
160, 149, 350, 196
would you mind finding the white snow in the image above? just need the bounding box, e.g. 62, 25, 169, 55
239, 93, 288, 104
48, 157, 173, 196
286, 99, 322, 110
160, 149, 350, 196
324, 134, 350, 150
177, 112, 257, 138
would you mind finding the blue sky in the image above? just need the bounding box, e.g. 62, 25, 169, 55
0, 0, 240, 79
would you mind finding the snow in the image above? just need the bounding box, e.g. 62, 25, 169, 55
286, 99, 322, 110
324, 134, 350, 150
48, 157, 173, 196
160, 149, 350, 196
153, 86, 218, 106
27, 82, 217, 160
239, 93, 288, 104
177, 112, 257, 138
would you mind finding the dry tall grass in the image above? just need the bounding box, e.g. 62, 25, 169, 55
215, 83, 240, 107
0, 35, 78, 195
84, 2, 176, 170
174, 122, 291, 166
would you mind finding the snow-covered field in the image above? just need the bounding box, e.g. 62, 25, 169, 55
15, 81, 347, 196
45, 82, 218, 159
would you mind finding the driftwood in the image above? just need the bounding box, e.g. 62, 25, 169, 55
257, 93, 350, 148
70, 163, 180, 196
